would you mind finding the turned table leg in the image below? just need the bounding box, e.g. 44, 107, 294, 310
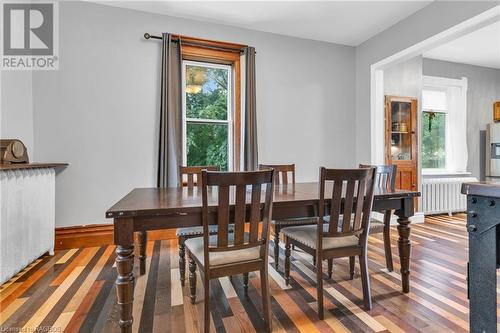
114, 218, 135, 333
395, 197, 413, 293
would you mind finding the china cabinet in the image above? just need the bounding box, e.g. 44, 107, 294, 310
385, 96, 418, 192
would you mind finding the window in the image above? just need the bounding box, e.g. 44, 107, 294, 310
422, 89, 447, 169
180, 39, 242, 171
183, 62, 232, 170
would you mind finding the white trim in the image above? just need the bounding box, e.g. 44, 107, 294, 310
181, 60, 233, 170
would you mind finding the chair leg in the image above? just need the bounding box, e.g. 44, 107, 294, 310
274, 227, 280, 269
327, 259, 333, 279
284, 237, 291, 286
203, 278, 210, 333
243, 273, 249, 293
260, 266, 272, 331
179, 237, 186, 286
349, 256, 355, 280
138, 231, 147, 275
316, 253, 324, 320
383, 211, 394, 272
189, 256, 197, 304
359, 252, 372, 310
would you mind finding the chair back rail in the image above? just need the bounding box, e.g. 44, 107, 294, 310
359, 164, 396, 191
179, 165, 220, 188
259, 164, 295, 185
318, 168, 376, 246
201, 170, 275, 264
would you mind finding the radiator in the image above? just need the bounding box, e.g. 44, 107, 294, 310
422, 176, 477, 215
0, 168, 55, 284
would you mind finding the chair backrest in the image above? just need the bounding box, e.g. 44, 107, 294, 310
318, 167, 377, 243
259, 164, 295, 185
359, 164, 396, 191
201, 169, 275, 265
178, 165, 220, 189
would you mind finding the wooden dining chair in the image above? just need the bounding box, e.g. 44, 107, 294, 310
356, 164, 397, 273
282, 167, 377, 317
137, 165, 227, 283
186, 169, 275, 332
259, 164, 317, 269
176, 165, 233, 286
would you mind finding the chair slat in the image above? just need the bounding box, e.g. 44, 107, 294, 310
187, 174, 195, 188
282, 171, 288, 184
249, 183, 262, 242
342, 180, 356, 232
353, 180, 366, 231
234, 184, 247, 245
217, 185, 230, 247
328, 181, 343, 234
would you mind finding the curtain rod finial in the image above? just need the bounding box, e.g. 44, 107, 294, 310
144, 33, 151, 40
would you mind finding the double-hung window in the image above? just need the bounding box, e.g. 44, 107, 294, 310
422, 88, 447, 169
422, 76, 468, 173
182, 61, 233, 171
180, 41, 242, 171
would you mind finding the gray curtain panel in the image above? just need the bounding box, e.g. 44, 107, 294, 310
244, 46, 259, 171
157, 33, 183, 187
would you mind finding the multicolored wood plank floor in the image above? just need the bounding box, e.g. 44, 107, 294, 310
0, 214, 494, 332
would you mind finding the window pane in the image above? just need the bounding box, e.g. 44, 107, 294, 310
186, 122, 228, 171
185, 64, 228, 120
422, 112, 446, 169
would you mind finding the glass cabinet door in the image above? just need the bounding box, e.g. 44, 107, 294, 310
389, 100, 412, 161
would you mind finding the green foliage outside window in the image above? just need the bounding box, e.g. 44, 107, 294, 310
185, 65, 229, 170
422, 111, 446, 169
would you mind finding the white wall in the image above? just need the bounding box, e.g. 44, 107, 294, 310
355, 1, 499, 165
423, 58, 500, 178
30, 1, 356, 227
0, 71, 34, 159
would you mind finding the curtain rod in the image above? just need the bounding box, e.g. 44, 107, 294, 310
143, 33, 251, 54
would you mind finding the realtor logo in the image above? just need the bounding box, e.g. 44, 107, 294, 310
1, 2, 59, 70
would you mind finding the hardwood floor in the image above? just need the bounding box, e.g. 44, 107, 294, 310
0, 214, 492, 332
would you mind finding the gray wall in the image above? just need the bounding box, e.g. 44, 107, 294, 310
0, 71, 34, 158
385, 57, 423, 98
29, 1, 356, 227
355, 1, 498, 164
423, 58, 500, 178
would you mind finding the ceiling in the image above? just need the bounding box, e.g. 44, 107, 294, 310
96, 1, 432, 46
424, 20, 500, 69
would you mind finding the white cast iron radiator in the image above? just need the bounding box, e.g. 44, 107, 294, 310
422, 177, 477, 215
0, 168, 55, 284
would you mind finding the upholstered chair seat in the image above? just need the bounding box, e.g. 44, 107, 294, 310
185, 233, 260, 266
282, 224, 359, 250
176, 224, 234, 238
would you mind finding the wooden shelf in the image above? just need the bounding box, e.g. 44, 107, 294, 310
0, 163, 68, 171
391, 131, 409, 134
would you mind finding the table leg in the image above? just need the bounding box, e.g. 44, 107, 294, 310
395, 197, 413, 293
114, 218, 135, 333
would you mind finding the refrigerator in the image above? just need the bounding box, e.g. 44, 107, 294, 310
486, 123, 500, 177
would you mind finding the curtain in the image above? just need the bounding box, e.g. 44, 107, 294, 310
157, 33, 183, 187
447, 79, 468, 172
244, 46, 258, 171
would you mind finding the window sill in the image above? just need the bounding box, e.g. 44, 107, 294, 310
422, 169, 472, 177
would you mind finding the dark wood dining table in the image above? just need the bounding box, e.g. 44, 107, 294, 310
106, 182, 420, 333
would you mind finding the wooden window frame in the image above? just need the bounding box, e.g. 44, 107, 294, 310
180, 38, 243, 171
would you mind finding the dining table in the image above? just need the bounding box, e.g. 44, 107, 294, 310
106, 182, 420, 333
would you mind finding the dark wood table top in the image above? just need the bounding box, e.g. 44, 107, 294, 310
106, 182, 420, 219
